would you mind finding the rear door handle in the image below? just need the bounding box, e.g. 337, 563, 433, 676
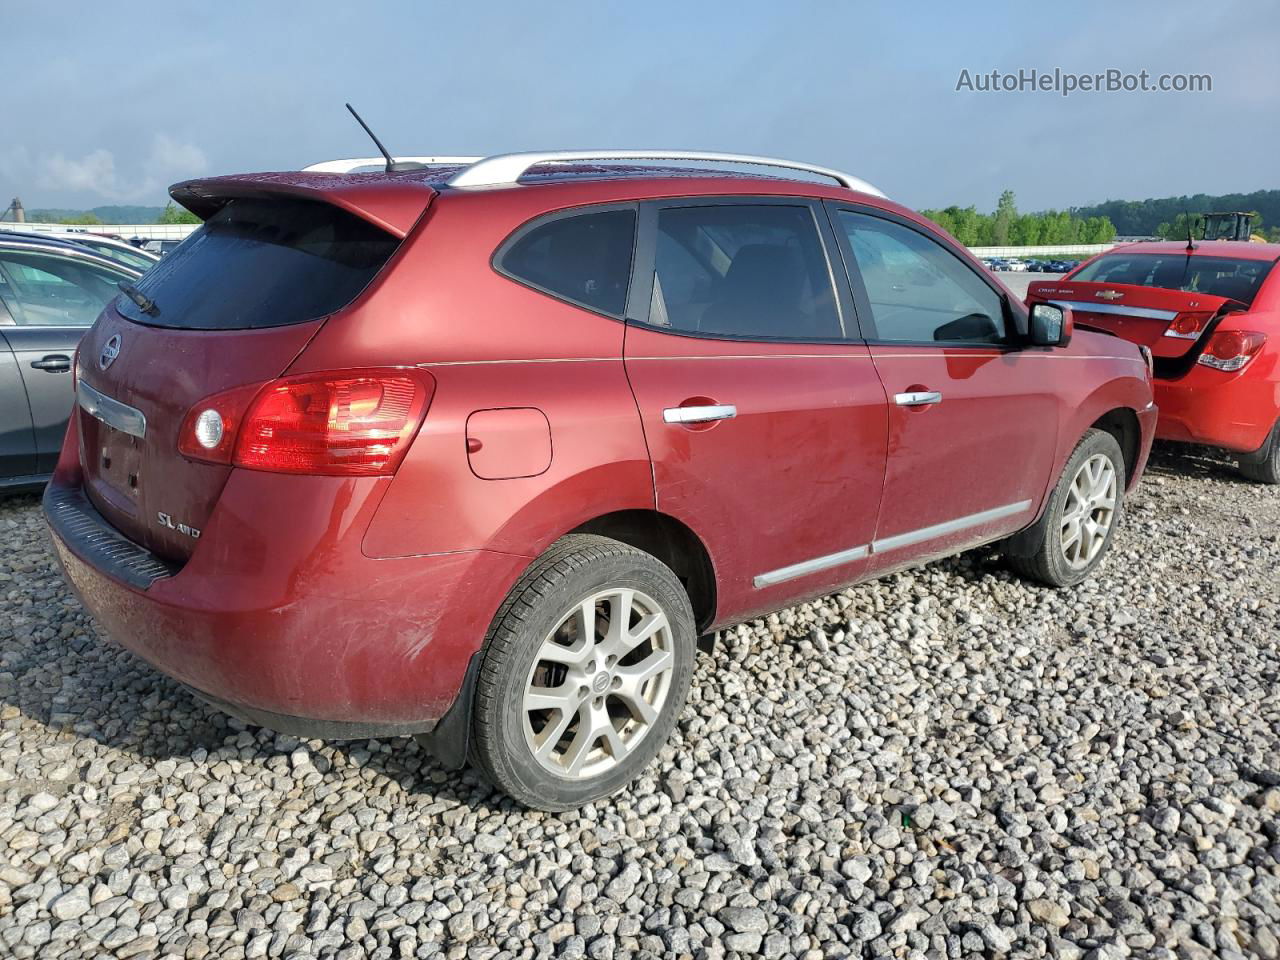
894, 391, 942, 407
663, 404, 737, 425
30, 354, 72, 373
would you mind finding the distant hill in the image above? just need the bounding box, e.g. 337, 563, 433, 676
1072, 189, 1280, 237
25, 205, 168, 225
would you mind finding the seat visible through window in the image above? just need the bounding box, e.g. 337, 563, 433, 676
647, 204, 842, 340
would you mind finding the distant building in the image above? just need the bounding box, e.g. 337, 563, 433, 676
0, 197, 24, 223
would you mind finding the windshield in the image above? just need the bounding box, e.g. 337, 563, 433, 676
1072, 253, 1275, 306
114, 198, 401, 330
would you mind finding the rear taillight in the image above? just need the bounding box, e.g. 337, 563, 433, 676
1196, 330, 1267, 372
178, 369, 434, 476
1164, 312, 1213, 340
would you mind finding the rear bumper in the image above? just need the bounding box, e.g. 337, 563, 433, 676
44, 466, 531, 738
1153, 363, 1279, 453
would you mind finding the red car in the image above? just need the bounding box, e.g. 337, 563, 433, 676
1027, 240, 1280, 482
44, 151, 1156, 809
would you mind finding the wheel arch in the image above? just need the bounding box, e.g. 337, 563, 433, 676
1089, 406, 1142, 489
568, 509, 718, 634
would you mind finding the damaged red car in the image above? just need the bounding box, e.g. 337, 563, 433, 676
1028, 240, 1280, 482
45, 151, 1155, 809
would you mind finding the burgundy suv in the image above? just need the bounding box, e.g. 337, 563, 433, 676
45, 151, 1156, 809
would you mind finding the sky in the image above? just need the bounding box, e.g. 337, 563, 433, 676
2, 0, 1277, 215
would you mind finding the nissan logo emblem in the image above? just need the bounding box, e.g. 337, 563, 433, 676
99, 334, 121, 371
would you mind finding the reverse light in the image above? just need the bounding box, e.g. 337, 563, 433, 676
1196, 330, 1267, 372
178, 370, 434, 475
193, 409, 224, 449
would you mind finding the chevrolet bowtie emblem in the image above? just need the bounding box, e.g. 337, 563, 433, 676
1095, 289, 1124, 301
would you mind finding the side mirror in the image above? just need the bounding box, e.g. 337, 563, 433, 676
1028, 302, 1073, 347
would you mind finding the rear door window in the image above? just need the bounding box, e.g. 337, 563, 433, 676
0, 251, 127, 326
114, 198, 401, 330
496, 207, 636, 317
644, 203, 842, 340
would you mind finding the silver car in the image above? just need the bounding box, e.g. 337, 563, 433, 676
0, 236, 142, 488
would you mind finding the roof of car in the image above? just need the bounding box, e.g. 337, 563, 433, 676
1107, 239, 1280, 261
171, 161, 898, 240
0, 234, 143, 275
0, 230, 91, 251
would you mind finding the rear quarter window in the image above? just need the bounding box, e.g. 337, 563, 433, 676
495, 208, 637, 317
115, 198, 401, 330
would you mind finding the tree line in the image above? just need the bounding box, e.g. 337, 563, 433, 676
921, 191, 1117, 247
1072, 188, 1280, 241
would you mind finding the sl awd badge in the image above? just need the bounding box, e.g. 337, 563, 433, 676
157, 512, 201, 539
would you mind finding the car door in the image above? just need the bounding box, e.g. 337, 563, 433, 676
825, 203, 1062, 574
623, 197, 888, 624
0, 294, 38, 482
0, 249, 129, 473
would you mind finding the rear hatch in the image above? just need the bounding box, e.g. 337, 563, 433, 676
75, 179, 433, 562
1026, 280, 1238, 360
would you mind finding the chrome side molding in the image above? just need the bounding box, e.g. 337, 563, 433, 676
753, 545, 869, 589
871, 500, 1032, 554
753, 499, 1034, 588
77, 381, 147, 439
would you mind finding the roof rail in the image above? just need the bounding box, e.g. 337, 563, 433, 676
444, 150, 887, 197
303, 156, 482, 174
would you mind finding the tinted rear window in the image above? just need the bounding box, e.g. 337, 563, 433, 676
115, 198, 400, 330
497, 208, 636, 317
1072, 253, 1276, 306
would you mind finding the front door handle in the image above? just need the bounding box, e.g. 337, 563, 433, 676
894, 391, 942, 407
663, 404, 737, 425
30, 354, 72, 373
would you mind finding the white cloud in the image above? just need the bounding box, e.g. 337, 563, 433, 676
31, 134, 208, 202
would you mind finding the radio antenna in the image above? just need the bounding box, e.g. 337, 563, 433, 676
344, 104, 423, 173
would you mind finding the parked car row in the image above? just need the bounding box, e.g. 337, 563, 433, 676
18, 150, 1279, 810
983, 257, 1078, 273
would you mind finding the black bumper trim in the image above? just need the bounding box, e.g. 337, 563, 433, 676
182, 683, 439, 741
43, 483, 179, 590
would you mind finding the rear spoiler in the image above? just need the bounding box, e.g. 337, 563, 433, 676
169, 172, 438, 239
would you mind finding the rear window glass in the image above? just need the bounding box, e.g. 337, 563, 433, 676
114, 198, 400, 330
647, 204, 841, 339
497, 208, 636, 317
1072, 253, 1276, 306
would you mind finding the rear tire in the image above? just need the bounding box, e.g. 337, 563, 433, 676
1006, 429, 1125, 588
471, 535, 696, 811
1238, 421, 1280, 484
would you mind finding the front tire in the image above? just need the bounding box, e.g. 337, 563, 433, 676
471, 535, 696, 811
1238, 420, 1280, 484
1006, 429, 1125, 588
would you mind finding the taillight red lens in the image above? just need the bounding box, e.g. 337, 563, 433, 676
1165, 312, 1212, 340
178, 370, 434, 476
1197, 330, 1267, 372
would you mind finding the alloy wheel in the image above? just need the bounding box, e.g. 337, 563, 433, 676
1060, 453, 1118, 570
522, 588, 675, 779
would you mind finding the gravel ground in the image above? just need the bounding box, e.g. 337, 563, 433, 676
1, 443, 1278, 960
